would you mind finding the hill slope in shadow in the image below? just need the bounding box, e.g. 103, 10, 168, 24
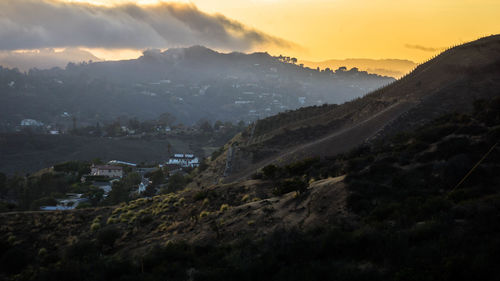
196, 35, 500, 185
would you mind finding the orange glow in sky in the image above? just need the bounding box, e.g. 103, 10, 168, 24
62, 0, 500, 62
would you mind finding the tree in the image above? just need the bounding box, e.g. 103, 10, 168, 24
197, 119, 213, 133
104, 121, 121, 136
167, 173, 188, 192
237, 120, 246, 129
95, 122, 102, 136
128, 118, 141, 131
149, 169, 165, 186
214, 120, 224, 131
107, 181, 130, 205
85, 186, 104, 206
158, 112, 176, 127
107, 172, 141, 204
0, 172, 6, 195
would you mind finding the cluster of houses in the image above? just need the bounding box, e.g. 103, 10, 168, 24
90, 164, 124, 178
40, 153, 201, 210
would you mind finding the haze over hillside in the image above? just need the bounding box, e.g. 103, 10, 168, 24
0, 46, 393, 132
0, 48, 101, 71
0, 47, 416, 79
300, 58, 418, 78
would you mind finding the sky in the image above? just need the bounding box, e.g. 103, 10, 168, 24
1, 0, 499, 63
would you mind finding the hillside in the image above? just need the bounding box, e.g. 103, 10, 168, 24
0, 46, 393, 131
195, 35, 500, 186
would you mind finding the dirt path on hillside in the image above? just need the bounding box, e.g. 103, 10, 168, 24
226, 101, 415, 182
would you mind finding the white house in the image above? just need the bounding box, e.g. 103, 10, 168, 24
137, 177, 150, 193
20, 119, 44, 127
107, 160, 137, 167
90, 165, 123, 178
167, 154, 200, 168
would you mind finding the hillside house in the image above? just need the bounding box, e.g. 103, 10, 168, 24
20, 119, 44, 127
90, 165, 123, 178
107, 160, 137, 167
166, 154, 200, 168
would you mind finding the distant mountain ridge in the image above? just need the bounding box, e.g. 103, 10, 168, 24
0, 46, 393, 130
301, 58, 417, 78
0, 48, 101, 71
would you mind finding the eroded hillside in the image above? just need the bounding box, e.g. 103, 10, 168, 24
195, 35, 500, 186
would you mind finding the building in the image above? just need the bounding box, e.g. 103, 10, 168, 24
90, 165, 123, 178
107, 160, 137, 167
20, 119, 44, 127
166, 154, 200, 168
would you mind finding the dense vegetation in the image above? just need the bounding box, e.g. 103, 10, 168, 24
0, 161, 91, 211
2, 96, 499, 280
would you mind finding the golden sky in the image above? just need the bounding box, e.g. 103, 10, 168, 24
58, 0, 500, 62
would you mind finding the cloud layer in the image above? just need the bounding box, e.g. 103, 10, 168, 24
0, 48, 101, 71
0, 0, 293, 51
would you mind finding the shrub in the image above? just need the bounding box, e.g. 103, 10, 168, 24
7, 235, 16, 244
211, 147, 224, 160
30, 197, 58, 210
97, 226, 121, 248
202, 198, 210, 206
140, 214, 154, 225
220, 204, 229, 212
90, 222, 101, 232
262, 164, 279, 179
199, 211, 210, 218
76, 202, 92, 209
64, 239, 98, 262
285, 157, 320, 176
38, 248, 47, 257
273, 178, 308, 196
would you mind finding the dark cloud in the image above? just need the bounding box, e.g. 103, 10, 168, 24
0, 0, 294, 51
405, 44, 444, 52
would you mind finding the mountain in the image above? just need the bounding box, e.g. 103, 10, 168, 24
300, 58, 417, 78
1, 35, 500, 281
0, 48, 101, 71
195, 35, 500, 186
0, 46, 393, 131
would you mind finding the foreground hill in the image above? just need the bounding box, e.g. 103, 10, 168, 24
1, 83, 499, 280
195, 35, 500, 186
